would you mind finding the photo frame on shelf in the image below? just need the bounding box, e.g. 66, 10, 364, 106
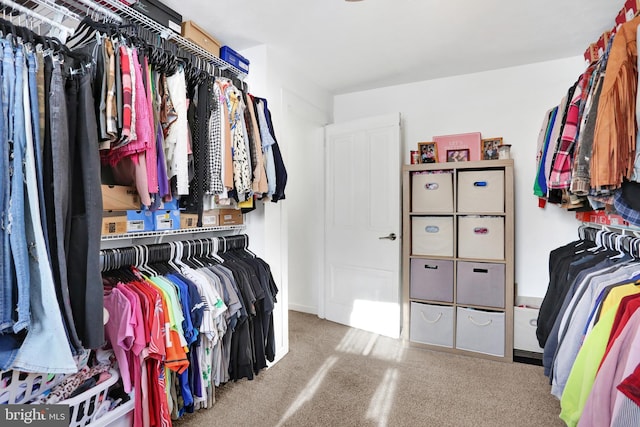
446, 149, 470, 162
418, 141, 438, 163
433, 132, 481, 162
482, 137, 502, 160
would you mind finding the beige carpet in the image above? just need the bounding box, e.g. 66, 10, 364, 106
175, 310, 563, 427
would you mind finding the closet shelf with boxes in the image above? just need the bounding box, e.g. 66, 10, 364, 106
402, 159, 515, 362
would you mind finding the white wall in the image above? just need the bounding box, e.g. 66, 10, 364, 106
334, 57, 587, 299
241, 45, 332, 360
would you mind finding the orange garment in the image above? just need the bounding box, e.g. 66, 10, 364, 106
591, 16, 640, 188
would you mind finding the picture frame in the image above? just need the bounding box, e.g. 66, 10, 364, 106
446, 148, 469, 162
482, 137, 502, 160
418, 142, 438, 164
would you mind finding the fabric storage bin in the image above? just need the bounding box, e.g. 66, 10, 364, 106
514, 296, 543, 353
457, 170, 504, 213
456, 307, 505, 356
456, 261, 505, 308
410, 259, 454, 302
458, 216, 504, 260
412, 216, 454, 257
411, 171, 453, 212
410, 302, 453, 347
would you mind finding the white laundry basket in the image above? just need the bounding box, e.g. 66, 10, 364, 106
0, 369, 67, 404
60, 368, 133, 427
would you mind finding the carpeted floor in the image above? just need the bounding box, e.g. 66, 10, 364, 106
175, 310, 563, 427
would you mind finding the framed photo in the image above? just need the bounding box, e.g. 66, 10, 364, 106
446, 148, 469, 162
418, 142, 438, 164
482, 137, 502, 160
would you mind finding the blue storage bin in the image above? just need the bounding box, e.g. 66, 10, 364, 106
220, 46, 250, 73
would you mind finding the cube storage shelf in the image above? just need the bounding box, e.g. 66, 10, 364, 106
402, 159, 514, 362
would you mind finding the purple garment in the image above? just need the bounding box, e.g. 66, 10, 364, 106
156, 123, 170, 199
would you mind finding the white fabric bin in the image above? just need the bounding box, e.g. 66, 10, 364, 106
457, 170, 504, 213
514, 296, 544, 353
410, 302, 454, 348
456, 307, 505, 357
412, 216, 454, 257
457, 216, 504, 260
412, 171, 453, 212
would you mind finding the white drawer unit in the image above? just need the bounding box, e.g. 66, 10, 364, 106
457, 216, 504, 260
412, 216, 454, 257
457, 170, 504, 213
411, 171, 454, 212
410, 302, 454, 348
402, 160, 514, 361
456, 307, 505, 357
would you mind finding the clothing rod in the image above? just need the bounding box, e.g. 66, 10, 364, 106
0, 0, 75, 35
32, 0, 82, 22
100, 234, 252, 272
579, 224, 640, 257
96, 0, 247, 79
62, 0, 122, 23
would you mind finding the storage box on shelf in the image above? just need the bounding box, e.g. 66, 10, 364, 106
181, 20, 221, 56
402, 159, 515, 362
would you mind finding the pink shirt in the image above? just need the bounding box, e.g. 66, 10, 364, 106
103, 288, 135, 393
579, 309, 640, 426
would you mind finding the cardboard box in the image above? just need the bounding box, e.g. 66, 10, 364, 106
126, 210, 154, 233
180, 213, 199, 229
102, 211, 128, 236
153, 210, 181, 231
201, 210, 219, 227
181, 21, 221, 57
218, 209, 244, 226
102, 185, 140, 211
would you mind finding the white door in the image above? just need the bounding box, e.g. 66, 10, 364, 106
324, 113, 401, 338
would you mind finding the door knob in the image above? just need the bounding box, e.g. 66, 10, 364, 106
379, 233, 397, 241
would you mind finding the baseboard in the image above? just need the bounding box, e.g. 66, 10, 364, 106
288, 303, 317, 315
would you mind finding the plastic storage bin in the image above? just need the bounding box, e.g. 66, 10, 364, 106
220, 46, 250, 73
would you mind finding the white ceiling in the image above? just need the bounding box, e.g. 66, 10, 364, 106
161, 0, 623, 94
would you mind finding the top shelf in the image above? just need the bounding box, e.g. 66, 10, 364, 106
403, 159, 514, 172
96, 0, 247, 79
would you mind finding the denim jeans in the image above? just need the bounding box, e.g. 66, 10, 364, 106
27, 50, 49, 256
11, 46, 76, 373
49, 58, 83, 353
64, 67, 104, 350
0, 38, 14, 333
9, 45, 32, 334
